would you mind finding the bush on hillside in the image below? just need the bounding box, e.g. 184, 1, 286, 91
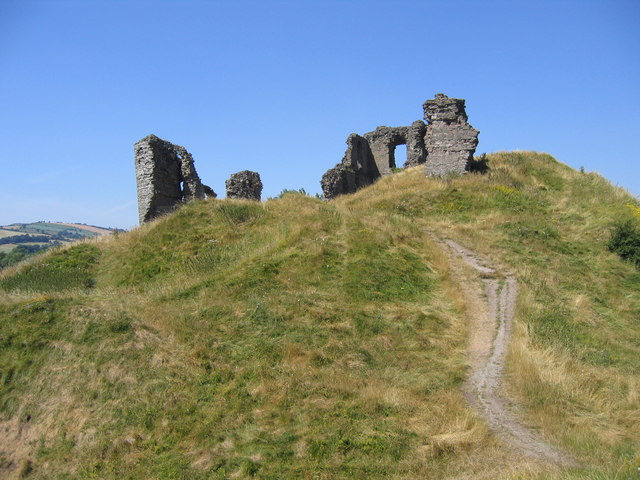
608, 219, 640, 268
468, 153, 489, 174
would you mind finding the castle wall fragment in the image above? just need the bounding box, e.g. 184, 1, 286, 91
320, 93, 479, 199
134, 134, 215, 223
225, 170, 263, 201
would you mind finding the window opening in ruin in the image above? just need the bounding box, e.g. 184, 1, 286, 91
394, 144, 407, 168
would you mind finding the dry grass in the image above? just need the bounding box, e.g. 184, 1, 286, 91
0, 153, 638, 478
338, 153, 640, 478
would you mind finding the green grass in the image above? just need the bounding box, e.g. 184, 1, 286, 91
0, 243, 100, 293
0, 152, 638, 479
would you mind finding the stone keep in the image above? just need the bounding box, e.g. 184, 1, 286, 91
134, 134, 215, 223
225, 170, 263, 201
320, 93, 479, 199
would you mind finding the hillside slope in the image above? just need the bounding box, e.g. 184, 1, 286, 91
0, 222, 114, 270
0, 152, 638, 479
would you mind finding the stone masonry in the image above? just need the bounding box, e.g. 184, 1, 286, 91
363, 121, 427, 174
320, 134, 379, 200
423, 93, 479, 177
320, 94, 479, 199
225, 170, 263, 201
134, 134, 216, 223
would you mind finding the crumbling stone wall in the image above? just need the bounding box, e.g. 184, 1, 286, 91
226, 170, 263, 201
321, 134, 378, 200
363, 121, 427, 174
134, 134, 215, 223
423, 93, 479, 177
320, 93, 479, 199
403, 121, 429, 168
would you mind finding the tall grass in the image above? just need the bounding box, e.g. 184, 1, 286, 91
0, 243, 100, 293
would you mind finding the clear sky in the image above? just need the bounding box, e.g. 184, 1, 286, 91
1, 0, 638, 229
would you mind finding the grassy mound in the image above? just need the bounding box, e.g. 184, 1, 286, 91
0, 152, 638, 479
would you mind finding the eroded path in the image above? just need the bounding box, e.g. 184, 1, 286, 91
434, 236, 575, 467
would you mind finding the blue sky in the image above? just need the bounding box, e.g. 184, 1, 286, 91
1, 0, 638, 229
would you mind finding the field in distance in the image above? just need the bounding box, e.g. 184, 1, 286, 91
0, 222, 116, 267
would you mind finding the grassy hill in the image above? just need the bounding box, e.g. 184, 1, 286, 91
0, 152, 638, 479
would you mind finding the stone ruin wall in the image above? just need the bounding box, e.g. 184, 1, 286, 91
134, 134, 216, 223
423, 94, 479, 177
364, 120, 427, 175
225, 170, 263, 201
321, 93, 479, 199
134, 94, 479, 222
134, 135, 263, 223
319, 134, 379, 200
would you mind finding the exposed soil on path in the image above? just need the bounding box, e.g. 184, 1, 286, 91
433, 235, 576, 467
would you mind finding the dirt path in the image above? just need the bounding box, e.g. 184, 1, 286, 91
434, 236, 575, 467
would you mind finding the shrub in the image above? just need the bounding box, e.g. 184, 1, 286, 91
468, 153, 489, 174
608, 219, 640, 268
279, 187, 308, 196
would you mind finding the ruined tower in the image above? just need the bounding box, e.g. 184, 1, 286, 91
423, 93, 479, 177
134, 134, 215, 223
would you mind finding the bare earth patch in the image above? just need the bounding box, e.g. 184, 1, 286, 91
434, 235, 576, 467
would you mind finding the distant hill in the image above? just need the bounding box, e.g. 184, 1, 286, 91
0, 222, 115, 269
0, 153, 638, 479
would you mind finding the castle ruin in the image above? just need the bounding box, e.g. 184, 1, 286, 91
134, 134, 215, 223
321, 93, 479, 199
134, 94, 480, 222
